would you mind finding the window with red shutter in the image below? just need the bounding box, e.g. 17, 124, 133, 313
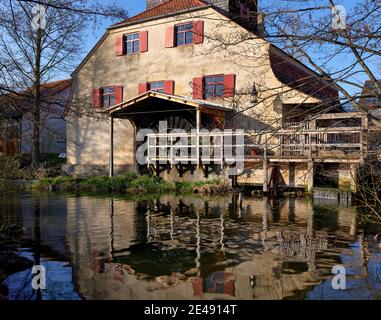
115, 35, 125, 56
224, 74, 236, 97
125, 33, 140, 54
102, 87, 116, 107
138, 82, 149, 94
175, 23, 194, 46
139, 31, 148, 53
205, 75, 225, 98
193, 77, 204, 99
114, 86, 123, 104
164, 80, 174, 95
193, 21, 204, 44
149, 81, 165, 93
165, 26, 175, 48
92, 88, 102, 108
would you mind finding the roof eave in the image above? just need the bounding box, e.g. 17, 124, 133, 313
104, 91, 231, 115
108, 5, 211, 30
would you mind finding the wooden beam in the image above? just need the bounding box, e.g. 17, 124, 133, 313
196, 108, 201, 167
263, 135, 269, 195
109, 116, 114, 178
315, 112, 365, 120
307, 161, 314, 193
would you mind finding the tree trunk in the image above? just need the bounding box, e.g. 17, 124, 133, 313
32, 27, 42, 166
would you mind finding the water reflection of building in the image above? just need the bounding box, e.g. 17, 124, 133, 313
64, 195, 359, 300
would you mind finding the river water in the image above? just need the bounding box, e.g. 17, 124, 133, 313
1, 192, 381, 300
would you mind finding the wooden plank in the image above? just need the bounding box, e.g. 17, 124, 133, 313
315, 112, 365, 120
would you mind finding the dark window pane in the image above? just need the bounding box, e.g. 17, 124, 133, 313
133, 41, 139, 53
127, 34, 133, 41
205, 77, 213, 84
127, 42, 132, 54
216, 84, 224, 97
150, 81, 164, 92
185, 31, 193, 44
104, 87, 114, 94
205, 85, 213, 98
133, 33, 139, 40
178, 24, 189, 31
109, 95, 115, 106
216, 76, 224, 83
177, 33, 184, 46
103, 96, 109, 107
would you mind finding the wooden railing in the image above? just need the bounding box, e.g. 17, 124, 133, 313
146, 126, 366, 166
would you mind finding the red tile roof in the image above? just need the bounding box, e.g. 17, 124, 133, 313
269, 46, 339, 102
113, 0, 209, 26
2, 79, 72, 115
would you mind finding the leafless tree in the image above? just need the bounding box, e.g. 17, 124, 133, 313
0, 0, 128, 165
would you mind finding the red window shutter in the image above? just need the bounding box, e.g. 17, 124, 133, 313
193, 77, 204, 99
92, 88, 102, 108
114, 86, 123, 104
164, 80, 174, 95
165, 26, 175, 48
193, 21, 204, 44
140, 31, 148, 53
224, 74, 236, 97
138, 82, 149, 95
115, 34, 125, 56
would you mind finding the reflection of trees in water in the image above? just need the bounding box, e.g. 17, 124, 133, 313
313, 205, 340, 231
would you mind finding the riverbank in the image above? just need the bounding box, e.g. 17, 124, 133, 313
33, 174, 232, 195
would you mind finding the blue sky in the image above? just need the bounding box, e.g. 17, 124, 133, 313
83, 0, 146, 55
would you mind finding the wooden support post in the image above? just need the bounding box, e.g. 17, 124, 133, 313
109, 116, 114, 178
221, 132, 224, 168
196, 108, 201, 168
309, 119, 316, 157
350, 164, 358, 193
263, 136, 269, 195
170, 136, 173, 167
289, 162, 295, 189
307, 161, 314, 193
361, 115, 368, 160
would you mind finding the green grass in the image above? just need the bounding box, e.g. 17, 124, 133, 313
34, 173, 227, 195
